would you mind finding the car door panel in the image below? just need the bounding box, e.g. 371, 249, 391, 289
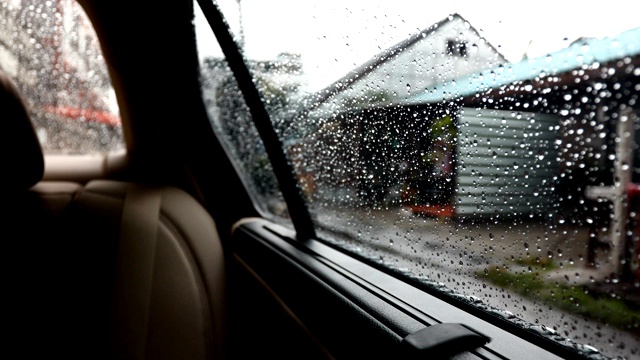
230, 219, 575, 359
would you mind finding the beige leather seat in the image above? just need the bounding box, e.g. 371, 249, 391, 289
73, 180, 227, 359
2, 70, 227, 360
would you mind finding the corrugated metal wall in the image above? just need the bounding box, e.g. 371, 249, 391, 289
456, 108, 558, 218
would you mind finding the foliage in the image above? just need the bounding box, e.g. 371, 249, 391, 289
478, 265, 640, 334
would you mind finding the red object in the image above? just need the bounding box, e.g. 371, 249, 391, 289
627, 184, 640, 279
44, 105, 121, 126
410, 204, 455, 219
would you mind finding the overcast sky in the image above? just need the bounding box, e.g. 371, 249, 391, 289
195, 0, 640, 91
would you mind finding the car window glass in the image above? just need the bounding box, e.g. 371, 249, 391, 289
204, 1, 640, 357
195, 2, 289, 219
0, 0, 123, 154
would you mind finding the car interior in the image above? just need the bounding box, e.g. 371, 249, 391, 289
4, 0, 639, 359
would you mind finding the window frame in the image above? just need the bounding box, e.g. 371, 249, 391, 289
196, 2, 628, 358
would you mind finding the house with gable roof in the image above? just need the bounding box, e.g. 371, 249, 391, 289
301, 13, 506, 118
296, 13, 507, 207
300, 15, 640, 229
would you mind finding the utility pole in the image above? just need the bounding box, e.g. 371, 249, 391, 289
236, 0, 245, 49
586, 106, 636, 276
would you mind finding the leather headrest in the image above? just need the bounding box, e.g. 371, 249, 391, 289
0, 71, 44, 189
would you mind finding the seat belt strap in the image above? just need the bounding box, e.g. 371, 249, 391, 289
112, 184, 162, 360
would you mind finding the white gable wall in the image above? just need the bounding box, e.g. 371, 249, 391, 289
318, 16, 505, 112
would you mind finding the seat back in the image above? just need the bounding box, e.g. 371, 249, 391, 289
73, 180, 227, 360
2, 69, 227, 359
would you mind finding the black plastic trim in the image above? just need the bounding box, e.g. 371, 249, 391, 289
401, 323, 490, 359
233, 222, 408, 358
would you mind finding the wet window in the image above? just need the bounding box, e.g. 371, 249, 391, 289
195, 3, 288, 218
447, 39, 467, 57
201, 1, 640, 357
0, 0, 123, 154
